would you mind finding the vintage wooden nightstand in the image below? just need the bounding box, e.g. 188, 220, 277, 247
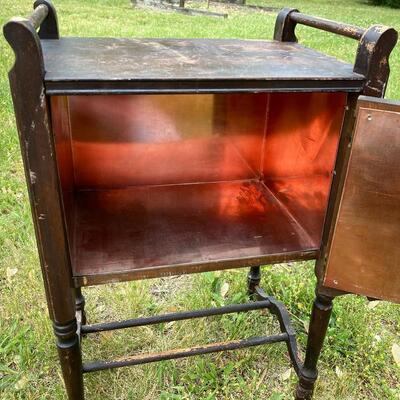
4, 1, 399, 399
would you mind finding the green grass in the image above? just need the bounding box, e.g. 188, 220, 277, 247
1, 0, 400, 399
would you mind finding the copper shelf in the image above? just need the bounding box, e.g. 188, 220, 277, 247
72, 180, 320, 286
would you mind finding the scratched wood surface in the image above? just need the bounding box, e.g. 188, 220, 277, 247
41, 38, 365, 93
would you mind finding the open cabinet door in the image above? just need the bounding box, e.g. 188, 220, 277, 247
323, 96, 400, 303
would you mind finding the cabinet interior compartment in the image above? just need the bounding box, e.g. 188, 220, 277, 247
51, 92, 346, 284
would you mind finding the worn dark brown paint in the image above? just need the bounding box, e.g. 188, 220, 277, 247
274, 9, 398, 97
3, 2, 398, 400
275, 8, 364, 41
3, 3, 84, 399
84, 334, 288, 373
247, 266, 261, 296
354, 26, 398, 96
41, 38, 365, 94
296, 294, 333, 400
274, 8, 299, 42
34, 0, 59, 39
3, 9, 74, 325
81, 300, 291, 373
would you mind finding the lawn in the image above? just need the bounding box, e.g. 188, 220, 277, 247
0, 0, 399, 399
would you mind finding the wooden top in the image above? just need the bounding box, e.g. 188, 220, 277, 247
41, 38, 365, 94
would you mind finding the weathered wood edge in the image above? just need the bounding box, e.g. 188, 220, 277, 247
3, 15, 73, 323
34, 0, 59, 39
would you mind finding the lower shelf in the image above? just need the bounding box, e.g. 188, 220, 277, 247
72, 180, 319, 286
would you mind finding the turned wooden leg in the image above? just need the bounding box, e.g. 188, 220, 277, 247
54, 319, 85, 400
75, 288, 87, 325
295, 294, 333, 400
247, 266, 261, 296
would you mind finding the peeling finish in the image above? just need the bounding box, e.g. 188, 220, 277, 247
289, 11, 365, 40
29, 170, 37, 184
39, 87, 46, 107
40, 38, 364, 94
373, 25, 390, 34
365, 42, 375, 54
83, 333, 288, 372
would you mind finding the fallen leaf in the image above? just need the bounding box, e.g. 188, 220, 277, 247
373, 335, 382, 346
281, 368, 292, 381
303, 320, 309, 334
220, 282, 229, 298
335, 366, 344, 378
15, 376, 29, 390
367, 301, 380, 310
6, 267, 18, 280
392, 343, 400, 366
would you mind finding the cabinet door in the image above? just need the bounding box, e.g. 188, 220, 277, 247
323, 96, 400, 303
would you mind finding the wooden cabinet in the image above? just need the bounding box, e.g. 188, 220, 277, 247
50, 92, 346, 286
4, 2, 398, 400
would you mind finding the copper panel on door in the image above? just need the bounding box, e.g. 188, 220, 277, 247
324, 97, 400, 303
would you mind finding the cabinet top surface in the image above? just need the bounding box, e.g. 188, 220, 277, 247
42, 38, 365, 94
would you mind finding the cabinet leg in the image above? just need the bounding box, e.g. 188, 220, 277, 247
247, 266, 261, 296
295, 294, 333, 400
75, 288, 87, 325
54, 319, 85, 400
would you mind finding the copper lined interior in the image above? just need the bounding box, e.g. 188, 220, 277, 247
51, 92, 346, 284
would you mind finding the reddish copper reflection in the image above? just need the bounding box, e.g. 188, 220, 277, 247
67, 94, 267, 188
324, 101, 400, 303
73, 181, 316, 279
265, 176, 332, 246
263, 92, 346, 178
50, 93, 346, 283
51, 96, 75, 243
263, 92, 346, 246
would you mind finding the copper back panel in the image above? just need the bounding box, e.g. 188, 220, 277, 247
66, 94, 267, 188
324, 97, 400, 303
